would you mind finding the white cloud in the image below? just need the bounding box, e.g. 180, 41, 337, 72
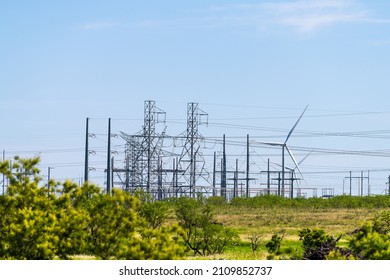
261, 0, 368, 33
200, 0, 375, 34
96, 1, 388, 35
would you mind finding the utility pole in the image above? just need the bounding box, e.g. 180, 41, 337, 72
289, 171, 301, 199
246, 134, 250, 197
2, 150, 5, 195
84, 117, 89, 183
173, 158, 177, 197
228, 159, 245, 199
233, 159, 238, 198
345, 171, 369, 196
221, 134, 227, 199
388, 175, 390, 195
106, 118, 111, 194
267, 158, 270, 194
281, 146, 285, 197
349, 171, 352, 195
213, 151, 216, 197
157, 157, 163, 200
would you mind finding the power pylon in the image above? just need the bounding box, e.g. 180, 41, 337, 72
176, 102, 210, 197
120, 100, 166, 196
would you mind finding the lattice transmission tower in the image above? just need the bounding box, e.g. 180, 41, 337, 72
176, 102, 211, 197
119, 100, 166, 197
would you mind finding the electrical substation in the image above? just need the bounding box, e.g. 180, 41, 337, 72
3, 100, 389, 199
84, 100, 327, 200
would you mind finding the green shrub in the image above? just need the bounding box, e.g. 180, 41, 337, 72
298, 228, 339, 260
349, 223, 390, 259
175, 197, 238, 256
0, 157, 186, 260
265, 230, 285, 254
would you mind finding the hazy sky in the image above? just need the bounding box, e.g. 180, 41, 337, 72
2, 0, 390, 195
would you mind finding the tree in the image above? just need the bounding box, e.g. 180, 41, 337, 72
349, 223, 390, 260
139, 200, 169, 229
0, 157, 59, 259
249, 233, 262, 254
298, 228, 340, 260
372, 210, 390, 234
175, 197, 237, 256
265, 232, 285, 254
0, 156, 186, 260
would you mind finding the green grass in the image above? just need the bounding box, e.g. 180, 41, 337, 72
194, 204, 389, 259
70, 195, 390, 260
163, 195, 390, 259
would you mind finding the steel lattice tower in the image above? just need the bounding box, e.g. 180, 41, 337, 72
120, 100, 166, 196
176, 102, 210, 197
122, 135, 143, 191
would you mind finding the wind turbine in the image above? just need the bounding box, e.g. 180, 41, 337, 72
253, 105, 309, 197
277, 151, 311, 198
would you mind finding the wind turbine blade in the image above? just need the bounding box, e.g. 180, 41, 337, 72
285, 105, 309, 144
251, 141, 284, 147
286, 146, 304, 180
298, 151, 312, 166
274, 163, 294, 172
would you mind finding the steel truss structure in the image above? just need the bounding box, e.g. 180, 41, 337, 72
118, 100, 166, 198
113, 101, 211, 199
86, 100, 312, 200
176, 102, 211, 197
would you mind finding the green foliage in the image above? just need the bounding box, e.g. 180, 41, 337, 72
175, 197, 238, 256
249, 233, 262, 254
0, 156, 186, 260
349, 223, 390, 259
206, 196, 227, 207
0, 157, 59, 259
326, 250, 358, 260
298, 228, 340, 260
139, 200, 169, 229
372, 210, 390, 234
84, 189, 185, 260
54, 180, 99, 259
3, 157, 390, 260
230, 194, 390, 209
265, 233, 284, 254
83, 189, 139, 259
329, 210, 390, 260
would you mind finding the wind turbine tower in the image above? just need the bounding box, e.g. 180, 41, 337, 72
253, 105, 308, 197
281, 105, 308, 196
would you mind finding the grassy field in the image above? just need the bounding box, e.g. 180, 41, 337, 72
186, 205, 387, 260
70, 206, 384, 260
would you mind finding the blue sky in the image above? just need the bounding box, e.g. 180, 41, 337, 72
2, 0, 390, 196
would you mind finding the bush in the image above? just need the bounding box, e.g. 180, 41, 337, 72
298, 228, 339, 260
344, 210, 390, 260
139, 200, 169, 229
372, 210, 390, 234
0, 156, 186, 260
265, 234, 283, 254
229, 194, 390, 209
175, 197, 238, 256
265, 229, 286, 254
